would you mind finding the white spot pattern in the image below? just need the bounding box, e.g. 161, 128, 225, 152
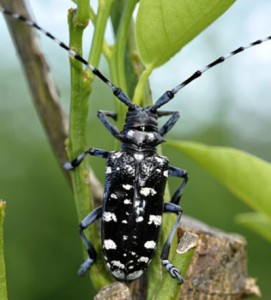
112, 270, 125, 279
103, 239, 117, 250
148, 215, 162, 226
127, 270, 144, 280
103, 212, 117, 222
138, 256, 149, 263
111, 260, 125, 269
140, 187, 157, 196
122, 184, 133, 190
124, 199, 132, 205
136, 216, 144, 222
144, 240, 156, 249
106, 166, 112, 174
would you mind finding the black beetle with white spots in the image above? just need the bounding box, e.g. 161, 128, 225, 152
1, 6, 271, 284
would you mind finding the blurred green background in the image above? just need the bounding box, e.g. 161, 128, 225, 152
1, 0, 271, 299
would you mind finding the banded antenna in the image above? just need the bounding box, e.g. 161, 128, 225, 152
0, 7, 133, 109
1, 6, 271, 110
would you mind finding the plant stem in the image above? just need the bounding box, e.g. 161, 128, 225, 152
110, 0, 138, 128
88, 0, 114, 68
67, 0, 116, 291
0, 200, 8, 300
132, 67, 153, 106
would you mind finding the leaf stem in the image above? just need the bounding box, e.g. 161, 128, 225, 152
132, 67, 152, 106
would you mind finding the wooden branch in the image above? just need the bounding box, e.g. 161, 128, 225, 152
178, 216, 261, 299
94, 216, 261, 299
1, 0, 69, 176
1, 0, 105, 202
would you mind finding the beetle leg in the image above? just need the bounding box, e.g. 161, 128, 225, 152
64, 148, 109, 170
168, 166, 188, 205
161, 202, 184, 284
97, 110, 126, 141
78, 206, 103, 276
158, 111, 180, 137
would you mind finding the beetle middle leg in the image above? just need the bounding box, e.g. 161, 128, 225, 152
78, 206, 103, 276
64, 148, 109, 170
168, 166, 188, 205
161, 202, 184, 284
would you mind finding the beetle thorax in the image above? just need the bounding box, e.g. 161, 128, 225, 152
121, 106, 164, 153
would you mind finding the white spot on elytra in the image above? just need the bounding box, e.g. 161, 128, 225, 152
104, 239, 117, 250
140, 187, 157, 196
122, 184, 133, 190
122, 220, 128, 224
103, 212, 117, 222
148, 215, 162, 226
127, 270, 144, 280
124, 199, 132, 205
163, 170, 168, 177
136, 216, 144, 222
136, 207, 144, 215
112, 270, 125, 279
111, 260, 125, 269
125, 164, 134, 174
110, 193, 118, 199
138, 256, 149, 263
123, 235, 128, 240
155, 156, 164, 164
106, 166, 112, 174
144, 241, 156, 249
135, 200, 140, 207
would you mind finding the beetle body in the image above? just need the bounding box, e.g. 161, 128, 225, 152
102, 150, 168, 281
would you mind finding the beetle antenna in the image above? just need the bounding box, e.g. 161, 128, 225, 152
0, 7, 134, 108
153, 35, 271, 110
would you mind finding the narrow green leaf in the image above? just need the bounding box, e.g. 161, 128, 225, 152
235, 212, 271, 242
136, 0, 235, 69
167, 141, 271, 219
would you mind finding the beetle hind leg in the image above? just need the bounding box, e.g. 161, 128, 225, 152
78, 206, 103, 276
161, 202, 184, 284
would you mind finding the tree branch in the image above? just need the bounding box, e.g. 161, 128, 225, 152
1, 0, 69, 176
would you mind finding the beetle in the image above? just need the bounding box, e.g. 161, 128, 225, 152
1, 6, 271, 283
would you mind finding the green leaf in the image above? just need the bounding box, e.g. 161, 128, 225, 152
167, 141, 271, 219
235, 212, 271, 242
136, 0, 235, 69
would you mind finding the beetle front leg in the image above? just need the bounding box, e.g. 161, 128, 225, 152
64, 148, 109, 170
78, 206, 103, 276
161, 202, 184, 284
168, 166, 188, 205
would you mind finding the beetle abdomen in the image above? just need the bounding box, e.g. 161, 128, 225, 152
101, 152, 169, 281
